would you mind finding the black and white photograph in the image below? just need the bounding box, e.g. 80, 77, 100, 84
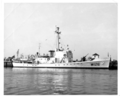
4, 2, 118, 95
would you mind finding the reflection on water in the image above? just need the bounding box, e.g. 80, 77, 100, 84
4, 68, 117, 95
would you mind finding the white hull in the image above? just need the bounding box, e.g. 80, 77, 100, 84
13, 59, 110, 68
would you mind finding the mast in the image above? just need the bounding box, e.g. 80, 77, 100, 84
55, 26, 61, 51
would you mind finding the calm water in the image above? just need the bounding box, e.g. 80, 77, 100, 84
4, 68, 117, 95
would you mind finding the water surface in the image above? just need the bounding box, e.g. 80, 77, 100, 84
4, 68, 117, 95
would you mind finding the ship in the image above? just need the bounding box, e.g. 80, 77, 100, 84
13, 27, 110, 68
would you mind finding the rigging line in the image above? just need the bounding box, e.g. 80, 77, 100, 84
4, 8, 38, 42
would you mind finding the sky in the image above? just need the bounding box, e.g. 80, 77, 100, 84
4, 3, 117, 60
